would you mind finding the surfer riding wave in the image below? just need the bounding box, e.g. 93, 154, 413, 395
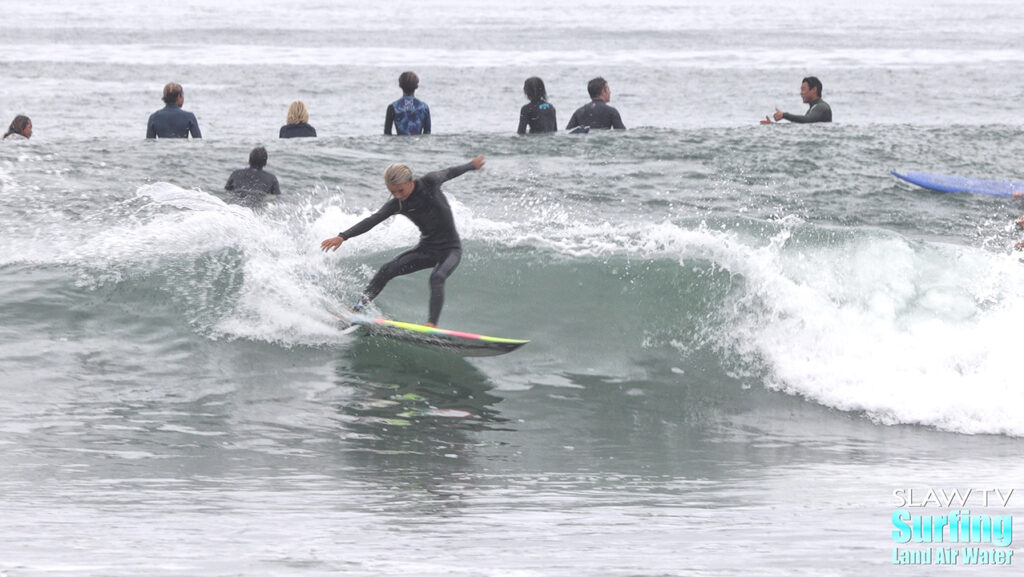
320, 156, 485, 327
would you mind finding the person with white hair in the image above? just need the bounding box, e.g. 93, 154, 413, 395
320, 156, 485, 327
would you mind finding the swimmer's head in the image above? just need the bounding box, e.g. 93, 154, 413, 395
249, 146, 268, 169
4, 115, 31, 139
801, 76, 823, 102
398, 71, 419, 95
287, 101, 309, 125
524, 77, 547, 104
162, 82, 184, 105
587, 77, 608, 99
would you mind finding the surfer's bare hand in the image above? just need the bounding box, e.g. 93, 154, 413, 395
1015, 240, 1024, 251
760, 115, 773, 125
1016, 216, 1024, 229
470, 155, 485, 170
773, 107, 784, 121
321, 236, 344, 252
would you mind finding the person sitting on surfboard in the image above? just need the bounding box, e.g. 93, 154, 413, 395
146, 82, 202, 139
566, 77, 625, 131
517, 76, 557, 134
760, 76, 832, 124
320, 156, 485, 327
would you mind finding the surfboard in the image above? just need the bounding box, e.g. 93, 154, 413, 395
891, 171, 1024, 198
329, 310, 528, 357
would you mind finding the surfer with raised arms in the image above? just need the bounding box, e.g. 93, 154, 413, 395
320, 156, 485, 327
761, 76, 832, 124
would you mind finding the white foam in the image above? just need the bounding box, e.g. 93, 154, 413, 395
684, 223, 1024, 437
484, 212, 1024, 436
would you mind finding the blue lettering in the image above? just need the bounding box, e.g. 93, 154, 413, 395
892, 510, 912, 543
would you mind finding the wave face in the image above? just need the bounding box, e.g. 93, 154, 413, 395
4, 123, 1024, 437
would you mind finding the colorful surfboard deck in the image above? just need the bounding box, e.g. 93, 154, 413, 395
329, 310, 528, 357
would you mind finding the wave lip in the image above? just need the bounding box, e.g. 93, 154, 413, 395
714, 227, 1024, 437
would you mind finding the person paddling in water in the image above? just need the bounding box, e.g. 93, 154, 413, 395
320, 156, 485, 327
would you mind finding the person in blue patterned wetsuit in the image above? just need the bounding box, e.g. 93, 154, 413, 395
320, 156, 485, 327
384, 71, 431, 135
517, 76, 557, 134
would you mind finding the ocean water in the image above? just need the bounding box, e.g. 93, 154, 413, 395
2, 0, 1024, 575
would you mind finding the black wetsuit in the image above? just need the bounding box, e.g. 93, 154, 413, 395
566, 99, 625, 131
339, 162, 475, 325
225, 167, 280, 205
146, 105, 202, 139
782, 98, 832, 123
518, 101, 557, 134
279, 123, 317, 138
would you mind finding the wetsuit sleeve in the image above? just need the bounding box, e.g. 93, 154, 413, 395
339, 199, 399, 240
423, 161, 477, 187
423, 107, 431, 135
566, 110, 579, 130
611, 108, 625, 130
782, 103, 829, 124
384, 104, 395, 135
517, 105, 529, 135
225, 171, 236, 191
270, 175, 281, 195
146, 118, 156, 139
189, 113, 202, 138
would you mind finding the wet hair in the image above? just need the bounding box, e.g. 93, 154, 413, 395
523, 77, 548, 104
3, 115, 30, 139
803, 76, 823, 97
162, 82, 184, 105
587, 77, 608, 98
384, 163, 413, 186
248, 146, 268, 169
287, 100, 309, 125
398, 71, 419, 95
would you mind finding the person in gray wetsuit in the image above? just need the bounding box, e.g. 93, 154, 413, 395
320, 156, 485, 327
225, 146, 280, 205
762, 76, 832, 124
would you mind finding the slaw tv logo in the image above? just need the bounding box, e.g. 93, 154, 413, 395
891, 488, 1015, 566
